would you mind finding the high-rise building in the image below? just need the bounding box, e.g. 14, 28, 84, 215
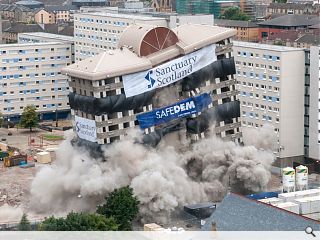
234, 41, 305, 167
0, 33, 74, 121
74, 9, 214, 62
308, 45, 320, 161
62, 24, 241, 147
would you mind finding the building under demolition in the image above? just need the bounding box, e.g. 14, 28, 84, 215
62, 24, 242, 148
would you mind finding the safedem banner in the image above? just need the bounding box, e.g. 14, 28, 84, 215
123, 44, 216, 97
74, 115, 97, 142
137, 93, 212, 129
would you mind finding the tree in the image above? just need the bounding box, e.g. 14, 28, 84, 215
20, 105, 38, 131
97, 186, 139, 230
18, 214, 31, 231
219, 7, 251, 21
40, 212, 119, 231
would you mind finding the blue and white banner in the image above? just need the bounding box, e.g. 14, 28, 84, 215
123, 44, 216, 97
74, 115, 97, 142
137, 93, 212, 129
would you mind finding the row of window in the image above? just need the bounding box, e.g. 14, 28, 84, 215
242, 121, 280, 132
240, 82, 280, 91
235, 61, 281, 71
240, 92, 280, 102
1, 56, 69, 64
0, 72, 60, 79
237, 51, 280, 61
1, 79, 68, 87
242, 101, 280, 112
77, 18, 129, 27
75, 26, 123, 34
2, 103, 66, 112
242, 111, 280, 122
75, 34, 118, 43
0, 87, 69, 96
0, 48, 70, 55
237, 71, 280, 82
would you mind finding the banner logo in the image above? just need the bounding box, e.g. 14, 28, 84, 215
74, 116, 97, 143
145, 70, 156, 89
137, 93, 212, 129
123, 44, 216, 97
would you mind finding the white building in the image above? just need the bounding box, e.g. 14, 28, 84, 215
308, 45, 320, 161
0, 34, 74, 122
74, 8, 214, 61
234, 41, 305, 166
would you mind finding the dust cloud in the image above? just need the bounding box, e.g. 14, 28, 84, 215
29, 125, 276, 223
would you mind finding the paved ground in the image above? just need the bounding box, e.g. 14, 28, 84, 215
0, 127, 64, 152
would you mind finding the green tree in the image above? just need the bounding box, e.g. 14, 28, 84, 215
97, 186, 139, 230
20, 105, 38, 131
219, 7, 251, 21
0, 111, 3, 127
40, 212, 119, 231
18, 214, 31, 231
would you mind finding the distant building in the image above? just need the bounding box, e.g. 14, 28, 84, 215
0, 34, 74, 121
214, 19, 259, 42
257, 14, 319, 41
2, 22, 74, 43
239, 0, 255, 18
176, 0, 213, 15
35, 9, 56, 24
262, 29, 320, 49
267, 2, 319, 16
150, 0, 173, 12
72, 0, 106, 7
45, 5, 79, 23
0, 4, 34, 22
202, 193, 320, 231
15, 0, 44, 9
213, 0, 240, 17
234, 41, 305, 166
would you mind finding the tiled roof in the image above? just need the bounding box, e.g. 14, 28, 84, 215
45, 5, 78, 12
259, 14, 319, 27
201, 193, 320, 231
0, 4, 32, 12
268, 3, 311, 10
214, 19, 259, 28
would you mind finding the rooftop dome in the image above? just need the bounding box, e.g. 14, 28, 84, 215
118, 24, 179, 57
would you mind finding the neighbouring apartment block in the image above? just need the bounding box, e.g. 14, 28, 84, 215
62, 24, 242, 148
308, 45, 320, 162
234, 41, 305, 166
0, 34, 74, 121
73, 10, 213, 62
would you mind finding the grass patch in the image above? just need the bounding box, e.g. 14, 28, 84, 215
42, 134, 64, 141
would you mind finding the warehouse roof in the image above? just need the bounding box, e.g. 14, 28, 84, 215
201, 193, 320, 231
62, 24, 236, 80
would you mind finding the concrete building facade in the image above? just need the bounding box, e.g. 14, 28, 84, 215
308, 45, 320, 161
63, 24, 242, 147
0, 35, 73, 121
234, 41, 305, 166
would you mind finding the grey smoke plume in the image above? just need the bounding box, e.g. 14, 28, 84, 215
29, 125, 276, 223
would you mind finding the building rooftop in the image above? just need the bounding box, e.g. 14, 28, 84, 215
233, 40, 305, 52
268, 2, 312, 10
15, 0, 44, 6
0, 41, 69, 48
296, 33, 320, 45
19, 32, 75, 42
201, 193, 320, 231
45, 5, 79, 12
214, 19, 259, 28
75, 11, 165, 21
62, 24, 236, 80
258, 14, 319, 27
4, 23, 45, 33
0, 4, 32, 12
